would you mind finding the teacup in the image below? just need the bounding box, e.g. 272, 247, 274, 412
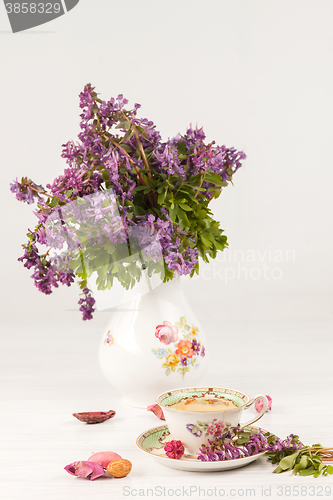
156, 387, 268, 455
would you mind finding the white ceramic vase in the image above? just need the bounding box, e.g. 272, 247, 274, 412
98, 276, 208, 407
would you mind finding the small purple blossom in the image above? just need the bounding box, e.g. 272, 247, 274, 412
78, 288, 96, 321
10, 178, 44, 204
200, 346, 206, 357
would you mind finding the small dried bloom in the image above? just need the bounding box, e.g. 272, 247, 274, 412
164, 440, 185, 459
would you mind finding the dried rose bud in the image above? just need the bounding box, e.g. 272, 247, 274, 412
147, 404, 165, 420
88, 451, 122, 468
164, 440, 185, 459
106, 459, 132, 478
255, 395, 272, 413
64, 461, 105, 481
72, 410, 116, 424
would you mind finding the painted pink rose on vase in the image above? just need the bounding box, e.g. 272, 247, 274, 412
155, 321, 178, 345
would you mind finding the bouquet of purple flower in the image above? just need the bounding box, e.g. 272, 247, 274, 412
10, 84, 246, 320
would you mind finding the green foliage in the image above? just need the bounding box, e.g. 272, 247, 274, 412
264, 437, 333, 478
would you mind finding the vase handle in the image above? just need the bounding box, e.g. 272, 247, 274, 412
240, 395, 268, 428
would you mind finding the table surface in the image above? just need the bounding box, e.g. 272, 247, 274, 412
1, 318, 333, 499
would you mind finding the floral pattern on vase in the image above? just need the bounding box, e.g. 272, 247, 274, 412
152, 316, 205, 379
104, 331, 114, 346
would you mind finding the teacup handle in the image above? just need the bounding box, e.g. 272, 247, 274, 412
240, 395, 268, 428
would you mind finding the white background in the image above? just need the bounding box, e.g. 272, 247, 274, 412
1, 2, 333, 498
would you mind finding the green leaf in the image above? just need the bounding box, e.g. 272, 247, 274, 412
169, 205, 177, 222
49, 196, 59, 208
299, 468, 317, 476
119, 144, 132, 153
179, 203, 192, 211
293, 455, 309, 474
273, 466, 284, 474
200, 234, 213, 248
176, 206, 190, 229
326, 465, 333, 474
205, 172, 228, 187
279, 450, 301, 470
177, 141, 186, 155
236, 437, 251, 445
197, 209, 207, 219
115, 120, 127, 129
123, 129, 134, 142
157, 189, 167, 205
105, 241, 116, 255
133, 205, 146, 216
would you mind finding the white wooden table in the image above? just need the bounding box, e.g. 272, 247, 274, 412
1, 318, 332, 499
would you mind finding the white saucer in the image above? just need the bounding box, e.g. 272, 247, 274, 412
136, 424, 268, 472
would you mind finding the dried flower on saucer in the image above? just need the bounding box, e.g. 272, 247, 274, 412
72, 410, 116, 424
106, 459, 132, 478
64, 461, 105, 481
147, 404, 165, 420
164, 440, 185, 459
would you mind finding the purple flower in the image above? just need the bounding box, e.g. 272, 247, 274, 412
10, 178, 44, 204
78, 288, 95, 321
18, 244, 40, 270
32, 264, 59, 295
186, 423, 203, 437
181, 357, 188, 366
58, 271, 75, 287
200, 346, 206, 357
191, 339, 200, 355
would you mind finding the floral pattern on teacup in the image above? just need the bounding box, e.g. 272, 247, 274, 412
152, 316, 205, 379
187, 420, 233, 440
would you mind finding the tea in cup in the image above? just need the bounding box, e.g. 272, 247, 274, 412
156, 387, 268, 456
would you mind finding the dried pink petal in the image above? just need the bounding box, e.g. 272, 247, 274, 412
164, 440, 185, 459
64, 461, 105, 481
255, 395, 272, 413
72, 410, 116, 424
147, 404, 165, 420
